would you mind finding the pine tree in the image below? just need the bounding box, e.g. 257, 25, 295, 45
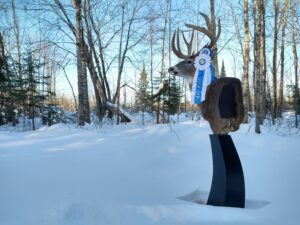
220, 60, 226, 77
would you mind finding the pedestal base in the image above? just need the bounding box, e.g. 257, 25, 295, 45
207, 134, 245, 208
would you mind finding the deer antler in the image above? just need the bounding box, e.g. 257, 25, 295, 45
185, 12, 221, 49
171, 29, 195, 59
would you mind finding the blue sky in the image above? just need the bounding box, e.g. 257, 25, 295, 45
1, 0, 298, 104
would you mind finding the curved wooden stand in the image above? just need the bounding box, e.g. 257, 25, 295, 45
207, 134, 245, 208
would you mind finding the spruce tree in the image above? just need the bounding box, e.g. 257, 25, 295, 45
151, 73, 163, 123
220, 60, 226, 77
0, 47, 6, 125
136, 65, 150, 110
163, 76, 181, 115
22, 48, 49, 130
0, 34, 18, 125
136, 65, 150, 125
0, 36, 54, 129
151, 74, 181, 123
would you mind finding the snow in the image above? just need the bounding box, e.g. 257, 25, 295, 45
0, 121, 300, 225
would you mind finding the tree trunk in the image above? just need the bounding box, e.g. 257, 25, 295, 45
210, 0, 219, 77
272, 0, 279, 124
149, 20, 154, 99
113, 0, 138, 124
254, 0, 262, 133
11, 0, 22, 83
259, 0, 265, 125
74, 0, 90, 126
262, 1, 267, 118
83, 0, 105, 121
252, 0, 257, 112
278, 0, 288, 117
86, 2, 111, 101
115, 0, 125, 125
242, 0, 250, 123
291, 2, 299, 127
167, 0, 172, 123
157, 0, 169, 124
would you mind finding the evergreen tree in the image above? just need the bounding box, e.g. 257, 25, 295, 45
287, 84, 300, 114
151, 74, 181, 123
0, 33, 18, 125
0, 55, 6, 83
136, 65, 150, 125
22, 48, 49, 130
136, 65, 150, 108
0, 45, 6, 125
163, 75, 181, 115
220, 60, 226, 77
0, 37, 56, 129
151, 73, 164, 123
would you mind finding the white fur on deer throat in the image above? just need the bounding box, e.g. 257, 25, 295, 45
182, 74, 193, 85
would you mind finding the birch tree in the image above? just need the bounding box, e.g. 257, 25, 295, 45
243, 0, 251, 123
272, 0, 279, 123
111, 0, 145, 124
291, 0, 299, 127
156, 0, 170, 124
262, 0, 267, 118
11, 0, 22, 83
73, 0, 90, 125
278, 0, 288, 117
254, 0, 264, 133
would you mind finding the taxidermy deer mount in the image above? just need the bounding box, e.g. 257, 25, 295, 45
168, 12, 244, 134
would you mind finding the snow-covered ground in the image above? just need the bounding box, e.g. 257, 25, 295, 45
0, 121, 299, 225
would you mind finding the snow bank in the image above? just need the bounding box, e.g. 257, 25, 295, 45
0, 122, 299, 225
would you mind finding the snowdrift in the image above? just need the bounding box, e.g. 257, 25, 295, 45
0, 122, 299, 225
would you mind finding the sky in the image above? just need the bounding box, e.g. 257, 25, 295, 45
1, 0, 298, 105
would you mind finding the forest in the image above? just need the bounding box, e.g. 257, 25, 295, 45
1, 1, 300, 225
0, 0, 299, 133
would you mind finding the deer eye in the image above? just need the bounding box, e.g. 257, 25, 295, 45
186, 60, 193, 64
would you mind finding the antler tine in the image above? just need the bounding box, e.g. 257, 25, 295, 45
185, 23, 216, 48
181, 30, 194, 56
186, 12, 222, 50
199, 12, 211, 30
171, 29, 190, 59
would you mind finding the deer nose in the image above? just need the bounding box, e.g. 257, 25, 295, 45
168, 67, 178, 75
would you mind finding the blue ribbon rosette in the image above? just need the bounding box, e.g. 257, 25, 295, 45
191, 48, 216, 104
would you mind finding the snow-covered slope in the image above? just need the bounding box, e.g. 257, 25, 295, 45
0, 122, 299, 225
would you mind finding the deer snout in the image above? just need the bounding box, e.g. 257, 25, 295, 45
168, 66, 178, 75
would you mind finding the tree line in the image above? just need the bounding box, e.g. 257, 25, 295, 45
240, 0, 299, 132
0, 0, 299, 132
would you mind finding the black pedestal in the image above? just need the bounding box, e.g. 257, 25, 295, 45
207, 134, 245, 208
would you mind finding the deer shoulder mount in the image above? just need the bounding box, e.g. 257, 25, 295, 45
168, 12, 244, 135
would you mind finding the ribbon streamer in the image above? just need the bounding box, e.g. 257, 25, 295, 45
191, 48, 215, 104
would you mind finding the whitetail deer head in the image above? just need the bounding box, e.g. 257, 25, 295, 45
168, 12, 221, 88
169, 12, 244, 135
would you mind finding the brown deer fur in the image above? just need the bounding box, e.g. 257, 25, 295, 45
201, 77, 244, 134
